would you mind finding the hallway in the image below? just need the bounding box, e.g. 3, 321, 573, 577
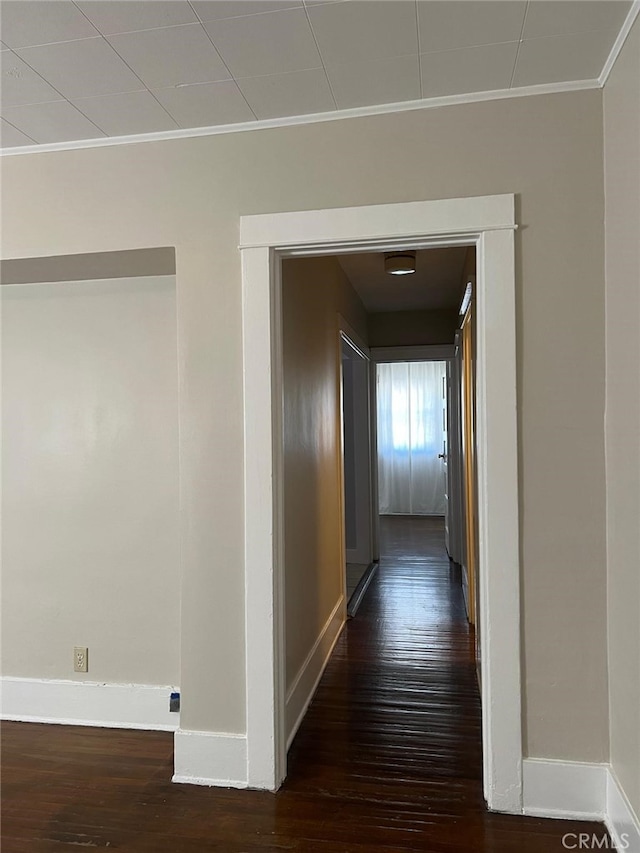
283, 515, 603, 850
1, 517, 606, 851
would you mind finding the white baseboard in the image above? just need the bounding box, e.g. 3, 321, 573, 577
285, 595, 345, 749
0, 676, 179, 731
173, 729, 247, 788
523, 758, 607, 821
606, 769, 640, 853
523, 757, 640, 851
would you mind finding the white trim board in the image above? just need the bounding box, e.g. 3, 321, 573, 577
0, 676, 179, 731
523, 758, 607, 821
523, 759, 640, 852
239, 193, 522, 812
607, 769, 640, 853
285, 595, 345, 750
240, 196, 515, 250
173, 729, 247, 789
0, 79, 600, 158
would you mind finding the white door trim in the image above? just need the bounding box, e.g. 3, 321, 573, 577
239, 194, 522, 812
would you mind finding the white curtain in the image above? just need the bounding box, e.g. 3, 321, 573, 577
377, 361, 446, 515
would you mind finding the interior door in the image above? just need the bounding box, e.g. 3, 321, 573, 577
341, 336, 372, 567
441, 371, 450, 554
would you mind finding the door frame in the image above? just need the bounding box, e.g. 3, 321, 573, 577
239, 194, 522, 813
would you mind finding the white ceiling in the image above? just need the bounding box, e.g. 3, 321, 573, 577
338, 246, 468, 312
0, 0, 633, 149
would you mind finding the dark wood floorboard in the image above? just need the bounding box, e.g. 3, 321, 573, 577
1, 516, 607, 851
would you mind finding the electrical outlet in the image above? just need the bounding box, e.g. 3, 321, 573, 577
74, 646, 88, 673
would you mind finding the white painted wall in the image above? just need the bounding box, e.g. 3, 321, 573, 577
0, 89, 609, 761
1, 276, 180, 687
603, 17, 640, 823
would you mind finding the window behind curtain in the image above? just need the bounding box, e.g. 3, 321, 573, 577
377, 361, 446, 515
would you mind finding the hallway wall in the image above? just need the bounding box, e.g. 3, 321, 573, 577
0, 88, 608, 765
368, 308, 458, 346
603, 17, 640, 820
282, 256, 367, 739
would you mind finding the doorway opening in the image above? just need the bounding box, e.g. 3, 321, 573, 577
376, 359, 448, 518
239, 195, 521, 813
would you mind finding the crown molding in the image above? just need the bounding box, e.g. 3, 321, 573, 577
0, 77, 600, 158
599, 0, 640, 87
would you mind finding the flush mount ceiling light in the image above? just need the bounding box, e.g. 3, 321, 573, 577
384, 251, 416, 275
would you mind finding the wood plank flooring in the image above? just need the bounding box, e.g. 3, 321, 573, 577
1, 516, 607, 851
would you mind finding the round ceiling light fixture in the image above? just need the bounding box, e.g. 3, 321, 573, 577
384, 251, 416, 275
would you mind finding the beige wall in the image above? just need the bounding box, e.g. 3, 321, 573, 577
0, 89, 609, 760
1, 276, 180, 685
604, 19, 640, 817
282, 256, 367, 690
368, 308, 458, 347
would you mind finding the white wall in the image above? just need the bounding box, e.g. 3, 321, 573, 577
0, 89, 609, 762
604, 18, 640, 821
1, 275, 180, 687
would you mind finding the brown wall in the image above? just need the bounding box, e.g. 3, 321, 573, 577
282, 256, 367, 692
368, 308, 458, 346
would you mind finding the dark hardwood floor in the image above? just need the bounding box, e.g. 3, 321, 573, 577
1, 516, 606, 851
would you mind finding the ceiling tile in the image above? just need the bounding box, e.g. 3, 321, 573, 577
76, 1, 198, 35
417, 1, 526, 53
513, 30, 618, 87
152, 80, 256, 127
237, 68, 334, 119
523, 1, 632, 40
0, 0, 98, 49
327, 54, 420, 109
1, 117, 36, 146
2, 100, 105, 143
307, 1, 418, 66
17, 38, 145, 99
107, 24, 230, 89
420, 42, 518, 98
1, 50, 64, 107
72, 91, 179, 136
192, 1, 302, 22
203, 8, 321, 77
